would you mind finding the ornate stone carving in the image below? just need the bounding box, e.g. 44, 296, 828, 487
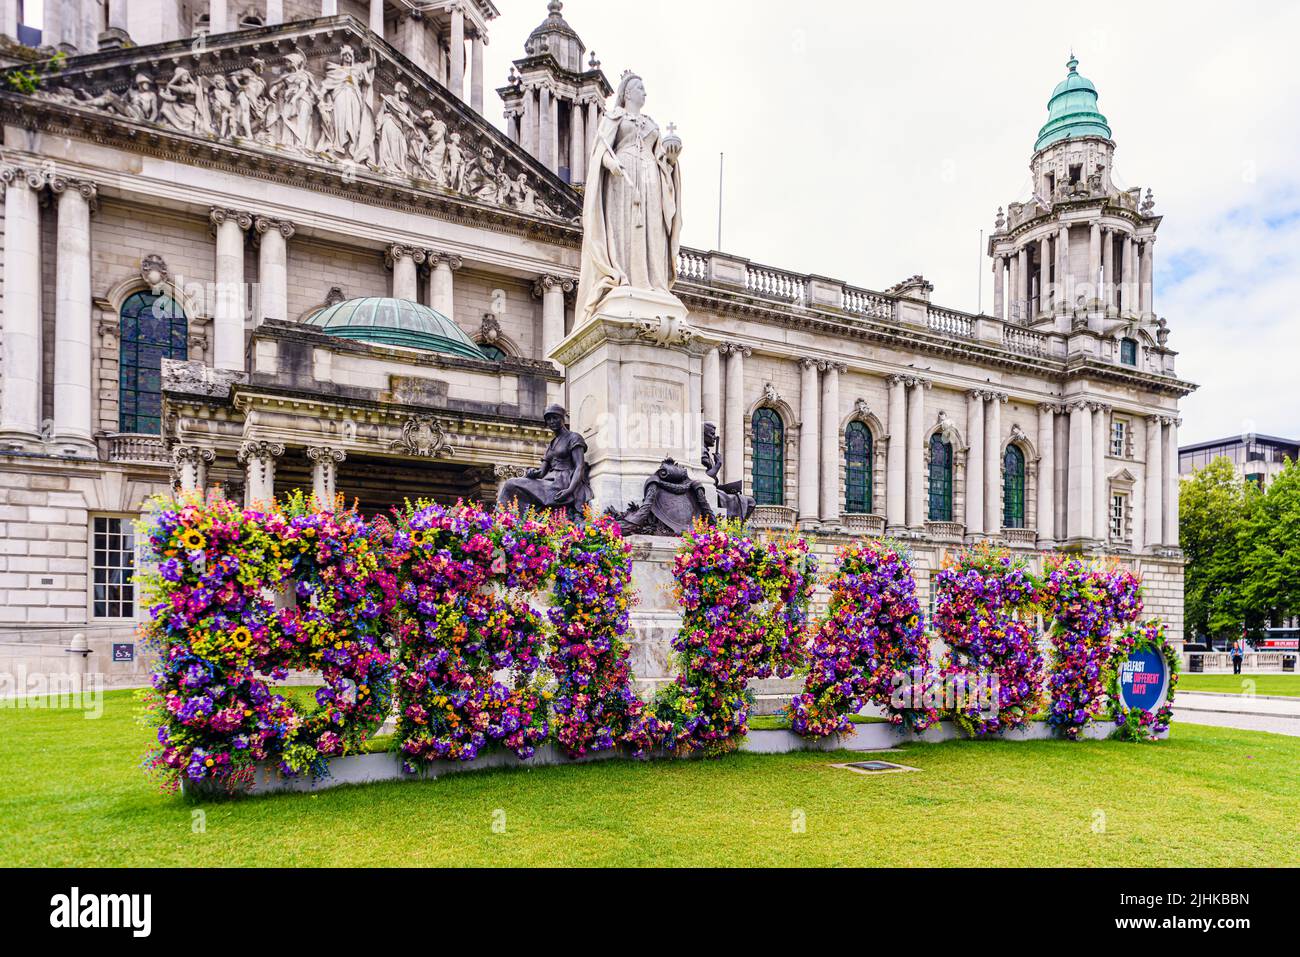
20, 28, 576, 223
305, 446, 346, 466
384, 243, 427, 269
760, 382, 783, 406
48, 176, 98, 209
237, 440, 285, 465
853, 397, 872, 420
140, 254, 169, 290
254, 216, 296, 241
209, 207, 254, 232
391, 415, 457, 458
324, 286, 347, 307
0, 164, 45, 190
493, 464, 528, 481
532, 274, 576, 299
634, 313, 694, 346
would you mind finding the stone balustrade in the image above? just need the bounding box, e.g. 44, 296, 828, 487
105, 432, 169, 465
750, 505, 797, 531
926, 306, 975, 339
924, 521, 966, 543
843, 513, 887, 536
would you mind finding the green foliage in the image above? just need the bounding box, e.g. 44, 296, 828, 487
1239, 457, 1300, 631
5, 51, 66, 96
1180, 457, 1258, 640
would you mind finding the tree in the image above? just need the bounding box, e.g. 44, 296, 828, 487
1240, 457, 1300, 632
1179, 456, 1256, 642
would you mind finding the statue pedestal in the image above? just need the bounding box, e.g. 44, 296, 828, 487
625, 535, 681, 697
550, 287, 710, 514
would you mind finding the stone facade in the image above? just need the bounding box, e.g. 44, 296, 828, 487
0, 5, 1193, 691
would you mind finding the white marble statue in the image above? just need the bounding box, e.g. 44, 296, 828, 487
320, 45, 376, 165
576, 71, 683, 325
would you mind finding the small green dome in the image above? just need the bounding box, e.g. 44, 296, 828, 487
305, 298, 487, 360
1034, 56, 1112, 152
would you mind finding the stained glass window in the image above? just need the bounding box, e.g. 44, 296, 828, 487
752, 408, 785, 506
119, 291, 187, 434
1003, 445, 1026, 529
845, 421, 873, 513
927, 434, 953, 522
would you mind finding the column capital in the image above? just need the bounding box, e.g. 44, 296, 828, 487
306, 446, 347, 465
0, 164, 44, 190
426, 250, 464, 271
171, 445, 215, 467
799, 357, 820, 371
719, 343, 751, 358
1067, 399, 1093, 413
1089, 402, 1112, 414
254, 216, 296, 241
1037, 402, 1063, 415
48, 176, 98, 210
986, 391, 1009, 404
237, 439, 285, 464
903, 376, 932, 390
210, 207, 254, 231
385, 243, 426, 269
532, 274, 576, 298
887, 374, 909, 388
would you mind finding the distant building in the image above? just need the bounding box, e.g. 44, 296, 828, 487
1179, 434, 1299, 488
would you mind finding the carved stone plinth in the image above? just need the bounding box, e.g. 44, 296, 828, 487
625, 535, 681, 697
549, 287, 710, 515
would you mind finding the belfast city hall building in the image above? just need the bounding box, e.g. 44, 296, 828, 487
0, 1, 1193, 685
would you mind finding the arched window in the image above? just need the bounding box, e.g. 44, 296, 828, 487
478, 343, 507, 362
1120, 337, 1138, 366
927, 434, 953, 522
1003, 445, 1026, 529
119, 291, 187, 434
752, 408, 785, 506
845, 421, 873, 513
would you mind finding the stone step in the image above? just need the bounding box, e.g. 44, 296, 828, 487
752, 693, 796, 716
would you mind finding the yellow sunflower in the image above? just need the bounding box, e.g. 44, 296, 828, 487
179, 529, 206, 551
409, 529, 428, 547
230, 626, 253, 650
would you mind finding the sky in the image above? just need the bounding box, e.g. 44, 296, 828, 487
476, 0, 1300, 444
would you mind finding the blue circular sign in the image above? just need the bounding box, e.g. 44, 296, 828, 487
1118, 646, 1167, 712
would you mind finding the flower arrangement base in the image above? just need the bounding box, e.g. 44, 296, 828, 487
625, 535, 684, 695
177, 719, 1159, 799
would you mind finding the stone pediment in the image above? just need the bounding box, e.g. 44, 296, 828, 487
0, 14, 581, 231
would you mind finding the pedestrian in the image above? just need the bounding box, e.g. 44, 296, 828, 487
1231, 639, 1245, 675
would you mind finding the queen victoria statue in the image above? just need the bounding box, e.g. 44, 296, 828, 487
575, 72, 683, 325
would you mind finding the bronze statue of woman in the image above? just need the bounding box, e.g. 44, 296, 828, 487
497, 404, 593, 519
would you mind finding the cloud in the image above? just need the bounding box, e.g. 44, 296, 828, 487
484, 0, 1300, 443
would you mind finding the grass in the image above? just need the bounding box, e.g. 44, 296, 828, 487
1, 690, 1297, 867
1178, 674, 1300, 697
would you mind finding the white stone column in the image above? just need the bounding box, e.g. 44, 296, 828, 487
1122, 233, 1134, 315
426, 251, 462, 319
1165, 417, 1180, 547
1016, 246, 1029, 321
1101, 228, 1114, 311
255, 217, 293, 325
1140, 238, 1155, 318
539, 85, 553, 170
1008, 254, 1019, 323
0, 166, 44, 446
449, 4, 465, 100
1146, 416, 1164, 548
722, 345, 747, 486
387, 244, 422, 301
1038, 236, 1051, 316
307, 447, 346, 508
239, 441, 284, 508
1036, 404, 1056, 544
369, 0, 385, 38
50, 178, 97, 451
571, 99, 587, 185
991, 258, 1004, 320
470, 33, 485, 113
173, 446, 215, 494
1057, 224, 1070, 310
819, 362, 842, 524
210, 0, 230, 35
522, 87, 537, 156
984, 392, 1004, 534
798, 358, 821, 526
266, 0, 284, 25
549, 90, 560, 174
966, 390, 985, 536
322, 0, 338, 14
536, 275, 573, 360
905, 377, 927, 530
1092, 404, 1109, 542
886, 375, 907, 531
702, 346, 721, 429
1067, 401, 1093, 542
211, 208, 252, 372
1089, 222, 1101, 302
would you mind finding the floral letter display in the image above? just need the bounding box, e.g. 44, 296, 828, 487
140, 494, 396, 792
1040, 557, 1143, 740
650, 523, 814, 755
790, 540, 937, 737
934, 548, 1044, 736
1108, 619, 1179, 741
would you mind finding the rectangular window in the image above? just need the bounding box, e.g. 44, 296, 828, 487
91, 516, 136, 619
1110, 494, 1127, 541
1111, 419, 1127, 458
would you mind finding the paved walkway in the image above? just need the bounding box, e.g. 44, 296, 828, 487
1174, 691, 1300, 737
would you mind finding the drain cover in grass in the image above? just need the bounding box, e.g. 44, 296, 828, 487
833, 760, 920, 775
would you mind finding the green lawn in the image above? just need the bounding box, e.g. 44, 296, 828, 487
1, 690, 1297, 867
1179, 674, 1300, 697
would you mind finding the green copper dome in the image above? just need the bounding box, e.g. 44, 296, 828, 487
305, 298, 488, 360
1034, 56, 1112, 152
